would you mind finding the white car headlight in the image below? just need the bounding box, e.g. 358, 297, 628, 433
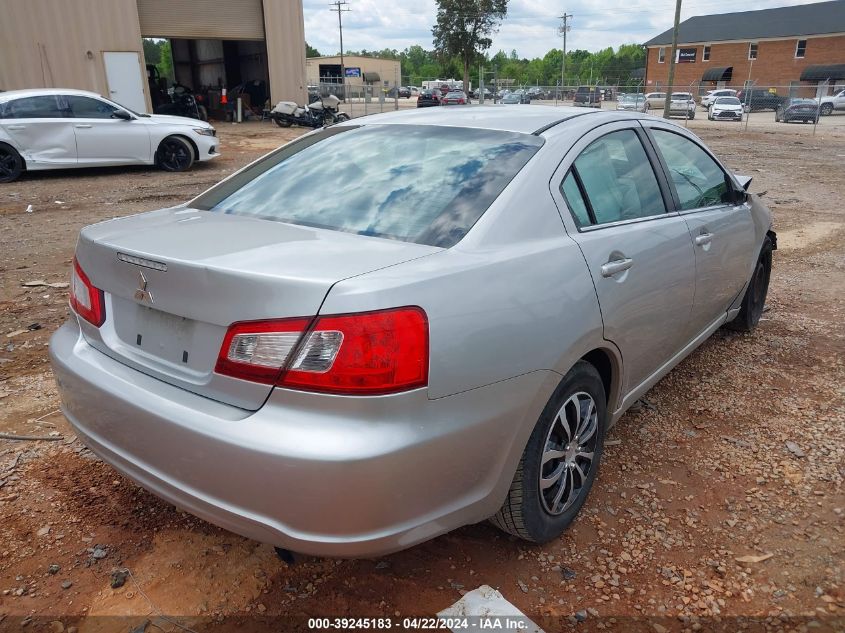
193, 127, 216, 137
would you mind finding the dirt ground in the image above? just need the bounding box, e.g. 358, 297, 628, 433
0, 116, 843, 633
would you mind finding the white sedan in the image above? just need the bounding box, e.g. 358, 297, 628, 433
0, 89, 219, 183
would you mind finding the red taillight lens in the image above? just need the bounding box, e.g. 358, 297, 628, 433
69, 258, 105, 327
215, 307, 429, 395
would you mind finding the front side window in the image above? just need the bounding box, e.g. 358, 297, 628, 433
194, 125, 543, 248
2, 95, 66, 119
795, 39, 807, 58
564, 129, 666, 227
658, 47, 666, 63
703, 45, 711, 61
66, 95, 119, 119
748, 42, 758, 60
651, 130, 732, 210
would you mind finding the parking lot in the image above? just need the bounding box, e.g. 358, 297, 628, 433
0, 115, 843, 632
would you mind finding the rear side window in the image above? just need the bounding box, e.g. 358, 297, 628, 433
195, 125, 543, 248
563, 129, 666, 226
651, 130, 731, 210
3, 95, 67, 119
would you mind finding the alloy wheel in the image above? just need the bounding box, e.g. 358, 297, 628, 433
0, 148, 19, 180
159, 139, 191, 170
539, 392, 599, 516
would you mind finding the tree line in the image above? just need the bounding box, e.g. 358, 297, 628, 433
306, 42, 645, 89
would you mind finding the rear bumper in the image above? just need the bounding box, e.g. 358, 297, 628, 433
50, 321, 554, 557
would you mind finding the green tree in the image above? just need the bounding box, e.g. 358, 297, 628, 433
306, 42, 321, 58
433, 0, 507, 92
157, 40, 174, 82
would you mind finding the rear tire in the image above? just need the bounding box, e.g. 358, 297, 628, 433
491, 361, 607, 543
727, 235, 773, 332
0, 143, 23, 183
156, 136, 194, 172
273, 117, 292, 128
336, 113, 350, 122
820, 103, 833, 116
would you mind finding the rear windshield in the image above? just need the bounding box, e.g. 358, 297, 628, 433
193, 124, 543, 248
715, 97, 740, 105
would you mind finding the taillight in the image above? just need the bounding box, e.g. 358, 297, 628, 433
69, 258, 105, 327
215, 307, 429, 395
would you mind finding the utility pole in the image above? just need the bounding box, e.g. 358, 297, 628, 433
558, 13, 571, 97
329, 0, 350, 102
662, 0, 682, 118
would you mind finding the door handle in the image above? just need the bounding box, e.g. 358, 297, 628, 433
694, 232, 713, 246
74, 124, 93, 129
7, 125, 26, 130
601, 257, 634, 278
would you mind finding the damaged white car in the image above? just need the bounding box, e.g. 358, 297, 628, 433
0, 89, 219, 183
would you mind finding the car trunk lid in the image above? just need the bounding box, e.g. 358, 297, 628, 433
74, 207, 440, 410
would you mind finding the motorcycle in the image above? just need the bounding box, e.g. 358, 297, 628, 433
154, 83, 207, 121
270, 94, 350, 128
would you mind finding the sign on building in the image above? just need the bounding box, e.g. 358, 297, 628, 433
345, 67, 361, 77
677, 48, 697, 63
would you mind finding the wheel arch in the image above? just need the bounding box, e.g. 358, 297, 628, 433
578, 346, 622, 415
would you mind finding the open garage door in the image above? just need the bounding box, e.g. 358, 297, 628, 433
137, 0, 265, 40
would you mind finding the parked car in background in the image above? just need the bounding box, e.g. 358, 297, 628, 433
398, 87, 412, 99
500, 93, 525, 105
416, 89, 441, 108
736, 89, 783, 112
775, 98, 820, 123
574, 86, 601, 108
644, 92, 667, 110
441, 91, 469, 106
818, 88, 845, 116
700, 89, 737, 109
0, 89, 218, 183
708, 96, 743, 121
616, 93, 647, 112
511, 90, 531, 104
50, 105, 775, 557
410, 87, 421, 97
527, 87, 545, 100
668, 92, 696, 119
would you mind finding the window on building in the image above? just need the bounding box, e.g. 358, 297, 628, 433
658, 47, 665, 63
748, 42, 758, 60
795, 39, 807, 58
703, 45, 711, 62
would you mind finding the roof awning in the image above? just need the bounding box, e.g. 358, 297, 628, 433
630, 68, 645, 79
800, 64, 845, 81
701, 66, 732, 82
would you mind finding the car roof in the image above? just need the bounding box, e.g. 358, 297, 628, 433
0, 88, 104, 103
340, 104, 607, 134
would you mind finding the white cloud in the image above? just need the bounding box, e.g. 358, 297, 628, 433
305, 0, 825, 60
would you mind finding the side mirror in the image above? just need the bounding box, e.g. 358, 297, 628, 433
112, 110, 133, 121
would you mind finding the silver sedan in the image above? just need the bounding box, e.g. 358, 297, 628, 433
50, 106, 775, 557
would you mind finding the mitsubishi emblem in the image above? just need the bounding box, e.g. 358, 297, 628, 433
134, 270, 154, 304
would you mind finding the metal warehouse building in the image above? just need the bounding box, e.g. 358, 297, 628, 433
644, 0, 845, 97
0, 0, 306, 113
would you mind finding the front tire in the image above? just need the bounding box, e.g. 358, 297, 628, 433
820, 103, 833, 116
491, 361, 607, 543
727, 235, 773, 332
156, 136, 194, 172
0, 143, 23, 183
335, 113, 351, 122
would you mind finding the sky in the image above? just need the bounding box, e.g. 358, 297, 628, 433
303, 0, 823, 59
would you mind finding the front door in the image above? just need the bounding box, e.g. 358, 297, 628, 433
551, 124, 696, 394
64, 94, 151, 165
103, 52, 147, 113
0, 95, 77, 166
643, 123, 756, 335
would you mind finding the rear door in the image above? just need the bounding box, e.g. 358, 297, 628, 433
550, 122, 696, 394
103, 52, 147, 113
65, 95, 151, 165
642, 122, 755, 335
0, 95, 77, 166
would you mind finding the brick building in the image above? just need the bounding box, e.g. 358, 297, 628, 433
644, 0, 845, 97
